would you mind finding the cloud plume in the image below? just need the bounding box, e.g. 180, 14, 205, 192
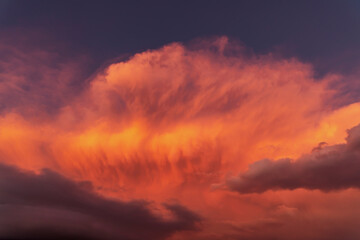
2, 36, 355, 194
1, 36, 360, 239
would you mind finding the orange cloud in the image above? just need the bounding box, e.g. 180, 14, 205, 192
1, 37, 360, 239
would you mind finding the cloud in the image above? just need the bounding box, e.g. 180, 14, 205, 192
0, 163, 201, 240
1, 36, 360, 240
1, 36, 355, 193
226, 124, 360, 193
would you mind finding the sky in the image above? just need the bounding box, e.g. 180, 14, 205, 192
0, 1, 360, 239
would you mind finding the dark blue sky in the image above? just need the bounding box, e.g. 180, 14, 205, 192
1, 0, 360, 76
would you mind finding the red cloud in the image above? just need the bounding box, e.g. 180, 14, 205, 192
1, 37, 360, 239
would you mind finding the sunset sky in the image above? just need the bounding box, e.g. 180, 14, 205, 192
1, 1, 360, 239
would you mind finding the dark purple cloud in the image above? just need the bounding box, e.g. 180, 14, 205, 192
226, 124, 360, 193
0, 163, 201, 240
